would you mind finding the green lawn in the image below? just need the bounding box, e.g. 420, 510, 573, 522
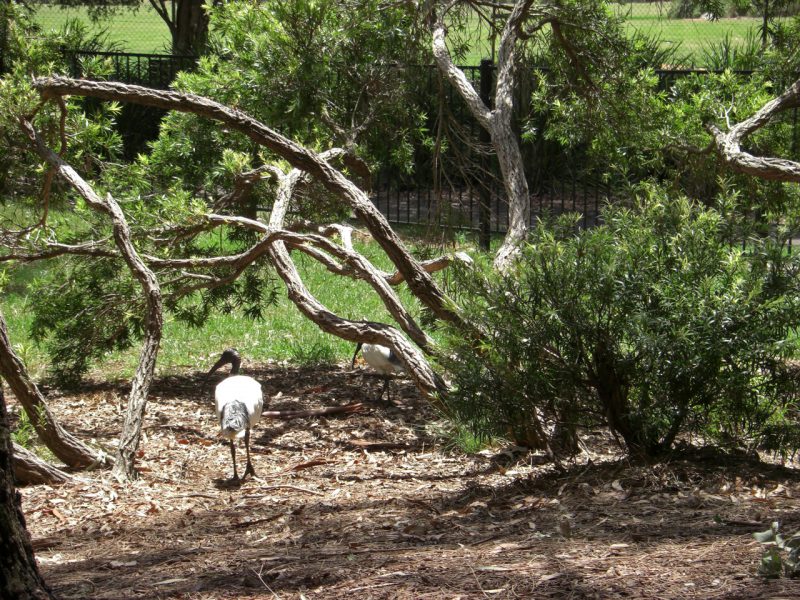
2, 225, 432, 381
614, 2, 766, 63
31, 1, 779, 64
33, 3, 173, 54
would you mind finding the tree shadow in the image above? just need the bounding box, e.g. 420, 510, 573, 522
25, 365, 800, 598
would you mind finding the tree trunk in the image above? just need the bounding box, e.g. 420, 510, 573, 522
0, 310, 109, 469
0, 389, 55, 599
12, 443, 72, 486
431, 0, 534, 271
19, 118, 164, 481
173, 0, 209, 55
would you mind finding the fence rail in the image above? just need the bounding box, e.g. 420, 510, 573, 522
4, 48, 797, 240
64, 50, 198, 89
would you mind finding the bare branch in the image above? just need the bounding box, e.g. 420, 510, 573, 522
429, 1, 532, 270
32, 77, 462, 328
12, 443, 73, 486
0, 310, 111, 469
431, 12, 492, 128
0, 239, 115, 263
258, 160, 445, 396
708, 77, 800, 182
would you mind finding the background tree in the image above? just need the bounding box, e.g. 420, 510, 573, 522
426, 0, 646, 268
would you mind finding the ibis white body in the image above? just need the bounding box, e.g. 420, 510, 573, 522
215, 375, 264, 440
361, 343, 404, 376
353, 342, 405, 401
207, 349, 264, 481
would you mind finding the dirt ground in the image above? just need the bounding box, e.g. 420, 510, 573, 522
10, 360, 800, 599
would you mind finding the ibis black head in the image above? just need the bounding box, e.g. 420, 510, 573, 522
207, 348, 242, 378
351, 342, 364, 369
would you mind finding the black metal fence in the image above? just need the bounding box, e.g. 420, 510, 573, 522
5, 48, 797, 239
64, 50, 197, 89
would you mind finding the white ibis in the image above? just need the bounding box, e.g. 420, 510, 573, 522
207, 348, 264, 482
351, 342, 405, 401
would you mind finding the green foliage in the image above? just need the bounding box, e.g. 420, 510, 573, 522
531, 45, 790, 208
439, 190, 800, 457
754, 522, 800, 578
11, 407, 36, 449
700, 29, 763, 69
670, 0, 728, 19
436, 421, 495, 454
29, 258, 143, 387
143, 0, 430, 202
0, 6, 124, 200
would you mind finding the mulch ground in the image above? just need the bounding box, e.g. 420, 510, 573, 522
9, 360, 800, 599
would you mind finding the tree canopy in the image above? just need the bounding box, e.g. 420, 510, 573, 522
2, 0, 800, 476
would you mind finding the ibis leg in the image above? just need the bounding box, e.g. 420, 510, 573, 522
229, 439, 239, 481
244, 428, 256, 478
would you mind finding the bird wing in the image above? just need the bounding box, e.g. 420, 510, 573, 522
215, 376, 264, 426
363, 344, 405, 374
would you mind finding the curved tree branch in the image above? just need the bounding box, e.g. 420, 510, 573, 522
12, 443, 73, 486
19, 117, 164, 482
0, 311, 110, 469
264, 162, 446, 401
32, 77, 464, 329
708, 77, 800, 183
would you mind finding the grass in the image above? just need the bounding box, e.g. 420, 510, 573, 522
1, 223, 439, 382
33, 2, 173, 54
615, 2, 766, 64
30, 2, 783, 65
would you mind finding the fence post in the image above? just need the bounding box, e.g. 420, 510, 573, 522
478, 58, 493, 252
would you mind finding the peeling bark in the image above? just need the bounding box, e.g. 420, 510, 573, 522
708, 77, 800, 182
19, 118, 164, 481
0, 310, 109, 469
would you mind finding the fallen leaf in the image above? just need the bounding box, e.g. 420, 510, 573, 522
109, 560, 137, 568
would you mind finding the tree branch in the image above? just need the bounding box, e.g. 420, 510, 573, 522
12, 443, 73, 486
32, 77, 463, 328
0, 240, 115, 263
0, 310, 110, 469
707, 77, 800, 182
19, 117, 164, 481
431, 8, 493, 128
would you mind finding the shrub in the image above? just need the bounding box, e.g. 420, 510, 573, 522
439, 190, 800, 458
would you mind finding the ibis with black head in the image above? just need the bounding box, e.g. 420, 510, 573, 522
207, 348, 264, 482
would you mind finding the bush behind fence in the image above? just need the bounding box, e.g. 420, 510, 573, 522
40, 49, 800, 240
23, 1, 800, 62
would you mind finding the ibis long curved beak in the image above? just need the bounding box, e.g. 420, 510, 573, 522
205, 348, 241, 384
206, 355, 229, 378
